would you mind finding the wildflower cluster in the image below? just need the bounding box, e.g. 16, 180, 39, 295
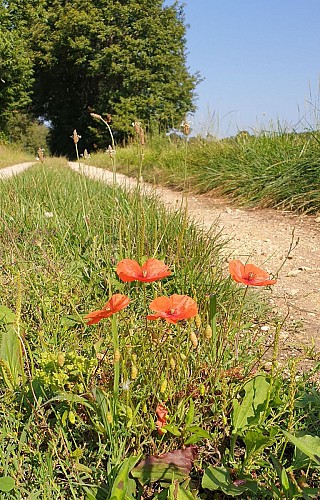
85, 258, 198, 325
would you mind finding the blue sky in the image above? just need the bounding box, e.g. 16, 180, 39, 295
167, 0, 320, 137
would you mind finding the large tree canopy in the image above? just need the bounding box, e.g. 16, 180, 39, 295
4, 0, 199, 156
0, 5, 34, 135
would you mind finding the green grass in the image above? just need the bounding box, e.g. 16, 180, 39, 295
0, 142, 35, 168
0, 159, 319, 498
87, 128, 320, 214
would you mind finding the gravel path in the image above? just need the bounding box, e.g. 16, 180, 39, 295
68, 161, 320, 348
0, 162, 35, 179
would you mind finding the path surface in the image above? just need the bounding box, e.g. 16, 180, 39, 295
68, 162, 320, 349
0, 162, 35, 179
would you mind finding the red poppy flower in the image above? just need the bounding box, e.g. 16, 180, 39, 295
116, 258, 171, 282
156, 404, 168, 435
229, 260, 277, 287
85, 294, 130, 325
147, 294, 198, 324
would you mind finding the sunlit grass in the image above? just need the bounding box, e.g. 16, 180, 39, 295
0, 142, 35, 168
88, 128, 320, 213
0, 159, 319, 498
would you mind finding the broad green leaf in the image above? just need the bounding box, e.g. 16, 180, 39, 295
282, 431, 320, 466
0, 321, 24, 389
202, 466, 257, 496
232, 375, 270, 434
110, 456, 139, 500
244, 427, 278, 457
184, 425, 211, 444
131, 447, 197, 485
185, 399, 194, 427
168, 483, 198, 499
162, 424, 181, 437
0, 306, 16, 324
0, 476, 15, 492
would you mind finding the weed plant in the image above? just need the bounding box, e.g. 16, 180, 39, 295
0, 159, 319, 498
89, 128, 320, 213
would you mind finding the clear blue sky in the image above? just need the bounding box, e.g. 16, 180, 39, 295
166, 0, 320, 137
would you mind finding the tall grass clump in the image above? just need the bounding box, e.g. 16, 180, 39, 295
88, 125, 320, 213
0, 159, 319, 498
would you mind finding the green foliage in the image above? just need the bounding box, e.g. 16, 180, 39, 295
0, 305, 25, 389
0, 5, 34, 134
34, 350, 97, 396
0, 161, 319, 497
7, 0, 198, 156
89, 128, 320, 213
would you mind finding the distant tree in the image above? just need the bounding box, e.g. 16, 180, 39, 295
7, 0, 199, 156
0, 4, 34, 136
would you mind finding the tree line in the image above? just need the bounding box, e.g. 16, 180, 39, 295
0, 0, 199, 156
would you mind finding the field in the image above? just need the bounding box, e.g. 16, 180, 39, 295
0, 147, 319, 498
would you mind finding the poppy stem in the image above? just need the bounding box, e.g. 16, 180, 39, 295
112, 314, 120, 423
234, 286, 249, 360
142, 282, 148, 330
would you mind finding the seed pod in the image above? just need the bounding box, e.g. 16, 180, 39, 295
68, 411, 76, 425
205, 325, 213, 339
169, 357, 176, 370
195, 314, 201, 329
190, 331, 198, 348
114, 349, 121, 363
107, 412, 113, 424
57, 353, 65, 367
131, 364, 138, 380
160, 379, 168, 393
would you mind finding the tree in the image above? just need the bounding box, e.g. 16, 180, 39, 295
7, 0, 200, 156
0, 4, 34, 136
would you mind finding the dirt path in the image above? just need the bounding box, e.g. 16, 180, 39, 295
68, 162, 319, 348
0, 162, 35, 179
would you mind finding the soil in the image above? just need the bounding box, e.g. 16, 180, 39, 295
4, 162, 319, 353
68, 162, 320, 353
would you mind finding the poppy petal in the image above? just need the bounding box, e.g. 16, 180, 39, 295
229, 259, 276, 286
85, 309, 112, 325
85, 294, 130, 325
107, 293, 131, 311
142, 259, 171, 281
116, 259, 142, 282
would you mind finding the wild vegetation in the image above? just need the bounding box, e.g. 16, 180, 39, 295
88, 125, 320, 214
0, 159, 319, 498
2, 0, 198, 156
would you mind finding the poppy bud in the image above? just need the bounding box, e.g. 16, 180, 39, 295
160, 379, 168, 393
68, 411, 76, 424
200, 384, 205, 396
114, 349, 121, 363
57, 353, 65, 367
205, 325, 213, 339
195, 314, 201, 328
107, 412, 113, 424
190, 331, 198, 348
131, 364, 138, 380
169, 357, 176, 370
